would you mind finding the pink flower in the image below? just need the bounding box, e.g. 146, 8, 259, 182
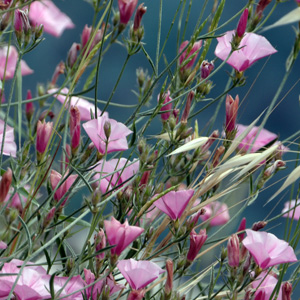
187, 229, 208, 262
29, 0, 74, 37
235, 124, 277, 153
104, 217, 144, 256
0, 168, 12, 203
242, 229, 297, 269
0, 119, 17, 157
282, 200, 300, 220
200, 201, 230, 226
214, 30, 277, 72
0, 241, 7, 249
48, 88, 108, 121
83, 115, 132, 155
179, 40, 202, 71
4, 189, 28, 213
154, 189, 194, 220
92, 158, 139, 193
0, 45, 33, 80
118, 0, 138, 25
50, 170, 78, 206
158, 91, 172, 121
117, 259, 165, 290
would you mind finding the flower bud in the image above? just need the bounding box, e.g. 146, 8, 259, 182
81, 24, 103, 55
237, 217, 246, 242
67, 43, 80, 68
36, 120, 53, 161
165, 259, 173, 298
252, 221, 267, 231
186, 208, 206, 231
133, 3, 147, 31
200, 60, 214, 79
158, 91, 172, 121
70, 106, 81, 154
236, 9, 248, 38
42, 207, 56, 229
212, 146, 225, 167
282, 282, 292, 300
227, 234, 240, 268
51, 61, 65, 86
0, 168, 12, 203
225, 94, 239, 134
118, 0, 138, 25
181, 91, 194, 124
264, 160, 286, 178
202, 130, 219, 153
94, 229, 106, 260
25, 90, 34, 122
256, 0, 272, 20
14, 9, 30, 39
104, 120, 111, 140
186, 229, 207, 263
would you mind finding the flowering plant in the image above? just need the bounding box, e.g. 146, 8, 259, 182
0, 0, 299, 299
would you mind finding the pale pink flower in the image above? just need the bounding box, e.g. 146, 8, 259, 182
0, 119, 17, 157
242, 229, 297, 269
200, 201, 230, 226
282, 200, 300, 220
48, 88, 108, 121
215, 30, 277, 72
29, 0, 74, 37
118, 0, 138, 25
104, 217, 144, 256
187, 229, 208, 262
117, 259, 165, 290
83, 115, 132, 155
179, 40, 202, 71
50, 170, 78, 206
92, 158, 139, 193
158, 91, 172, 121
235, 124, 277, 153
154, 189, 195, 220
0, 45, 33, 80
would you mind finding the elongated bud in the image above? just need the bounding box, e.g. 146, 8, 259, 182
256, 0, 272, 19
227, 234, 240, 268
282, 282, 292, 300
237, 217, 246, 242
14, 9, 30, 39
200, 60, 214, 79
118, 0, 138, 25
104, 121, 111, 140
0, 168, 12, 203
225, 94, 239, 134
186, 229, 207, 263
70, 106, 81, 154
252, 221, 267, 231
186, 208, 206, 230
202, 130, 219, 153
25, 89, 34, 122
67, 43, 80, 68
212, 146, 225, 167
51, 61, 65, 86
43, 207, 56, 228
165, 259, 173, 298
158, 91, 172, 121
181, 91, 194, 124
133, 3, 147, 31
94, 229, 106, 260
236, 9, 248, 37
36, 121, 53, 161
81, 24, 104, 55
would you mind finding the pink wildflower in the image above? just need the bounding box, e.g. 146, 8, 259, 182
0, 45, 33, 80
282, 200, 300, 220
83, 115, 132, 155
154, 189, 195, 220
0, 119, 17, 157
29, 0, 74, 37
215, 30, 277, 72
200, 201, 230, 226
242, 229, 297, 269
117, 259, 165, 290
118, 0, 138, 25
104, 217, 144, 256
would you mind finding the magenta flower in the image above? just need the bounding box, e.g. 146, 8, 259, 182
50, 170, 78, 206
282, 200, 300, 220
154, 189, 194, 220
214, 30, 277, 72
187, 229, 208, 262
117, 259, 165, 290
92, 158, 139, 193
179, 40, 202, 71
0, 46, 33, 80
236, 9, 248, 38
200, 201, 230, 226
242, 229, 297, 269
83, 115, 132, 155
49, 87, 108, 121
29, 0, 74, 37
118, 0, 138, 25
0, 119, 17, 157
235, 124, 277, 153
104, 217, 144, 256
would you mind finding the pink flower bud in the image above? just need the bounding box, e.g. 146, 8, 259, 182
67, 43, 80, 68
264, 160, 286, 178
0, 168, 12, 203
133, 3, 147, 31
128, 289, 146, 300
225, 94, 239, 133
251, 221, 267, 231
51, 61, 65, 85
187, 229, 207, 262
14, 9, 30, 36
186, 208, 206, 230
81, 25, 103, 55
179, 40, 202, 72
227, 234, 240, 267
236, 9, 248, 38
202, 130, 219, 153
70, 106, 81, 154
256, 0, 272, 19
25, 89, 34, 122
212, 146, 225, 167
43, 207, 56, 228
200, 60, 214, 79
181, 91, 194, 124
282, 282, 292, 300
94, 229, 106, 260
158, 91, 172, 121
118, 0, 138, 25
237, 217, 246, 242
165, 259, 173, 296
36, 120, 52, 156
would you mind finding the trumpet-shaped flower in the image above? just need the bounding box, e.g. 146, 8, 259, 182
0, 119, 17, 157
117, 259, 165, 290
83, 115, 132, 155
282, 199, 300, 220
215, 30, 277, 72
92, 158, 139, 193
104, 217, 144, 256
242, 229, 297, 269
48, 88, 108, 121
154, 189, 194, 220
200, 201, 230, 226
29, 0, 74, 37
235, 124, 277, 153
0, 46, 33, 80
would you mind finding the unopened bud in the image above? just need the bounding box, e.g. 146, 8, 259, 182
202, 130, 219, 153
51, 61, 65, 86
212, 146, 225, 167
25, 90, 34, 122
104, 121, 111, 140
237, 217, 246, 242
165, 259, 173, 298
70, 106, 81, 154
200, 60, 214, 79
236, 9, 248, 38
181, 91, 194, 124
282, 282, 292, 300
227, 234, 240, 268
0, 168, 12, 203
264, 160, 286, 178
67, 43, 80, 68
92, 187, 101, 206
133, 3, 147, 31
186, 208, 206, 231
252, 221, 267, 231
94, 228, 106, 260
42, 207, 56, 229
